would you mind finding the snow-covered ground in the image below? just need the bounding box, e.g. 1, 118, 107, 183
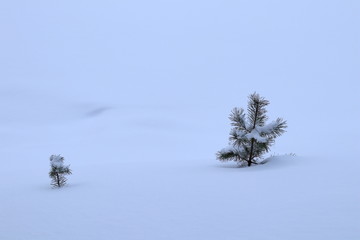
0, 1, 359, 239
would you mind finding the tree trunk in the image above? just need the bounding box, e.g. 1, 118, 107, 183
56, 173, 60, 187
248, 103, 259, 166
248, 138, 255, 166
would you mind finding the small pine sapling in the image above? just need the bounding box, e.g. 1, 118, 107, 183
217, 93, 287, 167
49, 154, 72, 188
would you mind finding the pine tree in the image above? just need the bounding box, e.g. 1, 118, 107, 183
217, 93, 287, 167
49, 154, 72, 188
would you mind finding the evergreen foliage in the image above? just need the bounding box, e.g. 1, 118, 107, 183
217, 93, 287, 167
49, 154, 72, 188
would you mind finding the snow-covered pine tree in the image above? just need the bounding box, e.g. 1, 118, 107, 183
217, 93, 287, 167
49, 154, 72, 188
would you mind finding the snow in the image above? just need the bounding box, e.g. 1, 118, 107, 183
50, 155, 64, 168
245, 129, 268, 143
0, 0, 359, 239
218, 145, 243, 156
256, 121, 281, 135
231, 129, 246, 139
